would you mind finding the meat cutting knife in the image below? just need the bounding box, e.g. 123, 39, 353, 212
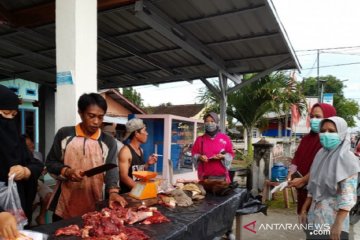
83, 163, 117, 177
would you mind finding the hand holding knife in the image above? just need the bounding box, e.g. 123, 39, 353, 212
63, 163, 117, 181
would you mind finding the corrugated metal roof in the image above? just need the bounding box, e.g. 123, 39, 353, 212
0, 0, 50, 11
0, 0, 300, 89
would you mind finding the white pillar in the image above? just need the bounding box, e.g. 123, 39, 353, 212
163, 115, 172, 184
55, 0, 97, 131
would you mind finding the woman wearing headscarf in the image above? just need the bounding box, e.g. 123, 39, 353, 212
287, 103, 337, 215
191, 112, 234, 183
0, 85, 43, 238
301, 117, 360, 240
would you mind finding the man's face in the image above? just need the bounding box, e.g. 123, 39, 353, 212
25, 137, 35, 153
135, 127, 148, 144
79, 104, 105, 136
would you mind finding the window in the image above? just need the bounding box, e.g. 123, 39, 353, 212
9, 87, 19, 94
26, 88, 36, 96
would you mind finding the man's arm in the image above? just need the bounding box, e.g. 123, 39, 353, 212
103, 136, 120, 191
103, 136, 127, 207
118, 146, 136, 189
22, 138, 43, 180
46, 128, 68, 176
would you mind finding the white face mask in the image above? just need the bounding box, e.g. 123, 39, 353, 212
0, 110, 18, 119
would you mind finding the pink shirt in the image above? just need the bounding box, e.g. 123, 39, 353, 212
192, 132, 234, 182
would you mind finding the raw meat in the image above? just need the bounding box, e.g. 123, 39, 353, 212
55, 224, 81, 237
158, 194, 176, 208
54, 204, 170, 239
141, 210, 170, 225
126, 209, 153, 225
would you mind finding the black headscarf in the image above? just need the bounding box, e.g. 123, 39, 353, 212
0, 84, 19, 110
0, 85, 22, 180
0, 85, 43, 223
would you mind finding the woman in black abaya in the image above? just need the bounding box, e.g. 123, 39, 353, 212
0, 85, 43, 238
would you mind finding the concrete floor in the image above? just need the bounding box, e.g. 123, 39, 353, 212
230, 208, 360, 240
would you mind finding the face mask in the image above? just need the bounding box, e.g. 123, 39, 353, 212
310, 118, 322, 133
319, 132, 341, 150
205, 122, 217, 132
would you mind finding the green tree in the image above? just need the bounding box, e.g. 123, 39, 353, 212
302, 75, 359, 127
198, 72, 306, 158
159, 102, 172, 107
121, 87, 144, 108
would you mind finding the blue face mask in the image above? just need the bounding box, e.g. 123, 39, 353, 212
319, 132, 341, 150
205, 122, 217, 132
310, 118, 322, 133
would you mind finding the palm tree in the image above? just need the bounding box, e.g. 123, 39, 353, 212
198, 72, 306, 158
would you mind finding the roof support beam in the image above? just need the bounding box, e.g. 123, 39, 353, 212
0, 39, 55, 65
227, 58, 292, 94
98, 31, 176, 74
180, 3, 265, 25
101, 32, 280, 63
200, 78, 221, 99
98, 53, 290, 80
0, 57, 53, 79
0, 58, 54, 84
98, 61, 139, 81
109, 3, 266, 39
134, 0, 241, 84
0, 0, 136, 27
101, 71, 217, 89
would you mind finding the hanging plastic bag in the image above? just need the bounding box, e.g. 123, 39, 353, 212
0, 174, 28, 229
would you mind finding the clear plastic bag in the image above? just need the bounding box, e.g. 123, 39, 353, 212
0, 174, 28, 229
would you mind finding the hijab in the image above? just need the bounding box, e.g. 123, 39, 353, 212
0, 84, 19, 110
203, 112, 220, 137
292, 103, 337, 175
0, 85, 23, 180
307, 116, 360, 202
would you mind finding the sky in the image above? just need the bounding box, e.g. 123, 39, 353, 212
134, 0, 360, 107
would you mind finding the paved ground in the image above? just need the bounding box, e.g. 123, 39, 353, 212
229, 208, 360, 240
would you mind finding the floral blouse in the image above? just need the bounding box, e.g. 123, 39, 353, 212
307, 174, 358, 232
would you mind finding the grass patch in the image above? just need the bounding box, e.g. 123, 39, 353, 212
231, 159, 247, 168
265, 190, 297, 213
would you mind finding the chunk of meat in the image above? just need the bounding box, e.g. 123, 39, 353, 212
127, 209, 153, 225
55, 224, 81, 236
123, 227, 150, 240
158, 194, 176, 208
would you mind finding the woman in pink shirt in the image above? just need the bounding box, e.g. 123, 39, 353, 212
192, 112, 234, 183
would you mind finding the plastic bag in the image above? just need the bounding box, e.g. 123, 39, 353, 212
236, 191, 267, 216
0, 174, 28, 229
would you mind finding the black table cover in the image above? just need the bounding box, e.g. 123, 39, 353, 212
33, 188, 248, 240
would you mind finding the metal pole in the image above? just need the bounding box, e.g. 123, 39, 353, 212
317, 49, 320, 102
320, 81, 324, 103
219, 73, 227, 132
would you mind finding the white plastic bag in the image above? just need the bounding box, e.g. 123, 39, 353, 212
0, 174, 28, 229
